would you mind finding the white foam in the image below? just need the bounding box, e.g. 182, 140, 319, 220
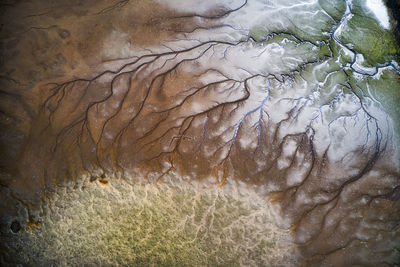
366, 0, 390, 29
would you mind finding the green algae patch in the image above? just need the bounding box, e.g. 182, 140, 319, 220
340, 1, 400, 67
318, 0, 346, 22
317, 42, 332, 59
329, 38, 353, 65
250, 26, 269, 42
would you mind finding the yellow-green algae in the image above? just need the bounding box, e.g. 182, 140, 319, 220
13, 175, 297, 266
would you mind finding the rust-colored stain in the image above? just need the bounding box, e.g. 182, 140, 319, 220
98, 179, 109, 185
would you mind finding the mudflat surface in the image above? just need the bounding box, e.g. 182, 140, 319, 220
1, 0, 399, 265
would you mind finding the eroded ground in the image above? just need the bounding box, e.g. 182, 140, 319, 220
0, 0, 400, 266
